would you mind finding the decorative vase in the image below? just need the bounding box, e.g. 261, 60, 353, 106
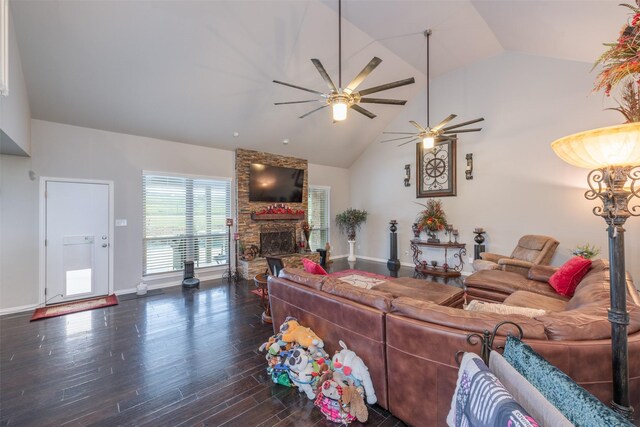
412, 223, 420, 238
303, 230, 311, 251
348, 240, 356, 262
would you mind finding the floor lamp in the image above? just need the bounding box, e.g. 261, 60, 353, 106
552, 122, 640, 421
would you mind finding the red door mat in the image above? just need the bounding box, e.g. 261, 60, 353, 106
31, 294, 119, 321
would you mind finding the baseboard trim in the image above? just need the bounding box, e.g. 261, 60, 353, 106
117, 271, 226, 296
0, 303, 39, 316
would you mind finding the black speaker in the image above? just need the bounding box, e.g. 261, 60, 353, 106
182, 260, 200, 288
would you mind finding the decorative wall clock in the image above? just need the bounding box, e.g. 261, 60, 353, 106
417, 137, 457, 197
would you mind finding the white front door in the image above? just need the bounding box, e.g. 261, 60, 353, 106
45, 180, 111, 304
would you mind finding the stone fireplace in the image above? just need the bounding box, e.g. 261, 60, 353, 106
235, 149, 319, 278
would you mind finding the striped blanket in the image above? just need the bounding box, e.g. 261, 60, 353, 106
447, 353, 539, 427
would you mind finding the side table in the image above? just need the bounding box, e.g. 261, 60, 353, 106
410, 239, 467, 277
254, 273, 272, 324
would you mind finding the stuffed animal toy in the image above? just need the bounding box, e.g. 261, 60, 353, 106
279, 317, 326, 357
341, 385, 368, 423
285, 348, 317, 399
332, 340, 377, 405
315, 370, 358, 424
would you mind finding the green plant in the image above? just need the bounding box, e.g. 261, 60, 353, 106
572, 243, 600, 259
335, 208, 368, 240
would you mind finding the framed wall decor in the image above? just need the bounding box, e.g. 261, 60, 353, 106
416, 136, 457, 197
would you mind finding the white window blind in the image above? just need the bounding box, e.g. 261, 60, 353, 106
143, 173, 231, 275
307, 186, 330, 251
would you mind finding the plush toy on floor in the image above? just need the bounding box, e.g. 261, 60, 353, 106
314, 370, 359, 424
279, 316, 327, 358
332, 340, 377, 405
284, 348, 319, 399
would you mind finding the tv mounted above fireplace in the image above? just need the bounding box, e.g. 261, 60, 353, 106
249, 163, 304, 203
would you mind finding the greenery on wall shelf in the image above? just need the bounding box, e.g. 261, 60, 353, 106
335, 208, 368, 241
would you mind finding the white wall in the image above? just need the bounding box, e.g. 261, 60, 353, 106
350, 52, 640, 286
308, 163, 350, 258
0, 119, 351, 312
0, 2, 31, 154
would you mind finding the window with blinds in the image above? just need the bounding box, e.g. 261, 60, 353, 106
142, 173, 231, 276
307, 186, 330, 251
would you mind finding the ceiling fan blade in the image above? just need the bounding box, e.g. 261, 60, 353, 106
380, 135, 416, 143
351, 104, 376, 119
442, 128, 483, 134
274, 100, 320, 105
343, 57, 382, 95
356, 77, 416, 96
311, 59, 338, 94
397, 138, 418, 147
273, 80, 325, 96
359, 98, 407, 105
431, 114, 457, 131
441, 117, 485, 132
299, 105, 328, 119
383, 131, 415, 135
409, 121, 426, 132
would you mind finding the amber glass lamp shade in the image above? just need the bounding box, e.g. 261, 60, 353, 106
551, 122, 640, 168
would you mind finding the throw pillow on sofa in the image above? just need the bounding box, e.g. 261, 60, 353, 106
548, 256, 592, 297
302, 258, 328, 276
465, 300, 546, 318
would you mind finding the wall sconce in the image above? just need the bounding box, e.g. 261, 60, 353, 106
465, 153, 473, 180
0, 0, 8, 96
404, 164, 411, 187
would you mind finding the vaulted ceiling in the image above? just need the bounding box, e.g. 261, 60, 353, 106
11, 0, 624, 167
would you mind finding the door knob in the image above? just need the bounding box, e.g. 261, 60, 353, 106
102, 243, 108, 248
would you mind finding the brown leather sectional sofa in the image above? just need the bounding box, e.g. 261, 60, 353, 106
268, 260, 640, 427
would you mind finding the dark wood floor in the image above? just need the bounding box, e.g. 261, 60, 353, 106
0, 259, 456, 426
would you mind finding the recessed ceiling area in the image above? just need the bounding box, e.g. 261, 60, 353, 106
10, 0, 624, 167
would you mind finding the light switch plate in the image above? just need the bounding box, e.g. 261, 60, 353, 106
115, 219, 127, 227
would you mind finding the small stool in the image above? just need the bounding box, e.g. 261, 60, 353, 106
254, 273, 272, 324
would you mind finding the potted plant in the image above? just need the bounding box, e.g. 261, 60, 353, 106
335, 208, 368, 262
572, 243, 600, 259
415, 199, 447, 243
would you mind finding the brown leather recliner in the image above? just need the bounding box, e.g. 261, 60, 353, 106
473, 234, 559, 277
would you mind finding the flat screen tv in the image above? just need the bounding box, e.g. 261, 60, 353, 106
249, 163, 304, 203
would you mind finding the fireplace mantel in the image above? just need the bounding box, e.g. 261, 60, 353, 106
251, 213, 305, 221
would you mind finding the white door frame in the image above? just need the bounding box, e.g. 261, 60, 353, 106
39, 177, 115, 305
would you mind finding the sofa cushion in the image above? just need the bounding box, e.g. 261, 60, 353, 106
278, 268, 326, 290
322, 277, 393, 312
503, 336, 633, 426
527, 265, 558, 283
373, 277, 463, 307
549, 257, 592, 297
465, 300, 546, 317
536, 305, 640, 340
302, 258, 328, 275
391, 297, 547, 339
464, 269, 565, 301
503, 291, 568, 312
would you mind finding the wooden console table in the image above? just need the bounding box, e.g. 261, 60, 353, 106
410, 239, 466, 277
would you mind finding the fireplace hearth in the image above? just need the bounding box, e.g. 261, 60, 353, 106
260, 224, 296, 256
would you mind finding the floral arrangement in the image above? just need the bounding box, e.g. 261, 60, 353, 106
253, 203, 304, 216
301, 221, 312, 232
572, 243, 600, 259
593, 2, 640, 122
415, 199, 447, 232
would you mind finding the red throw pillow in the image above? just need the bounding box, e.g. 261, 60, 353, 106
302, 258, 328, 276
548, 257, 592, 297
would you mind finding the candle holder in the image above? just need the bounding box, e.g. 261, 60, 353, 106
446, 224, 454, 243
453, 229, 459, 244
473, 228, 486, 260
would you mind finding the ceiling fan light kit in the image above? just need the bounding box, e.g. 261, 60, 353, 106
273, 0, 415, 122
381, 29, 484, 148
